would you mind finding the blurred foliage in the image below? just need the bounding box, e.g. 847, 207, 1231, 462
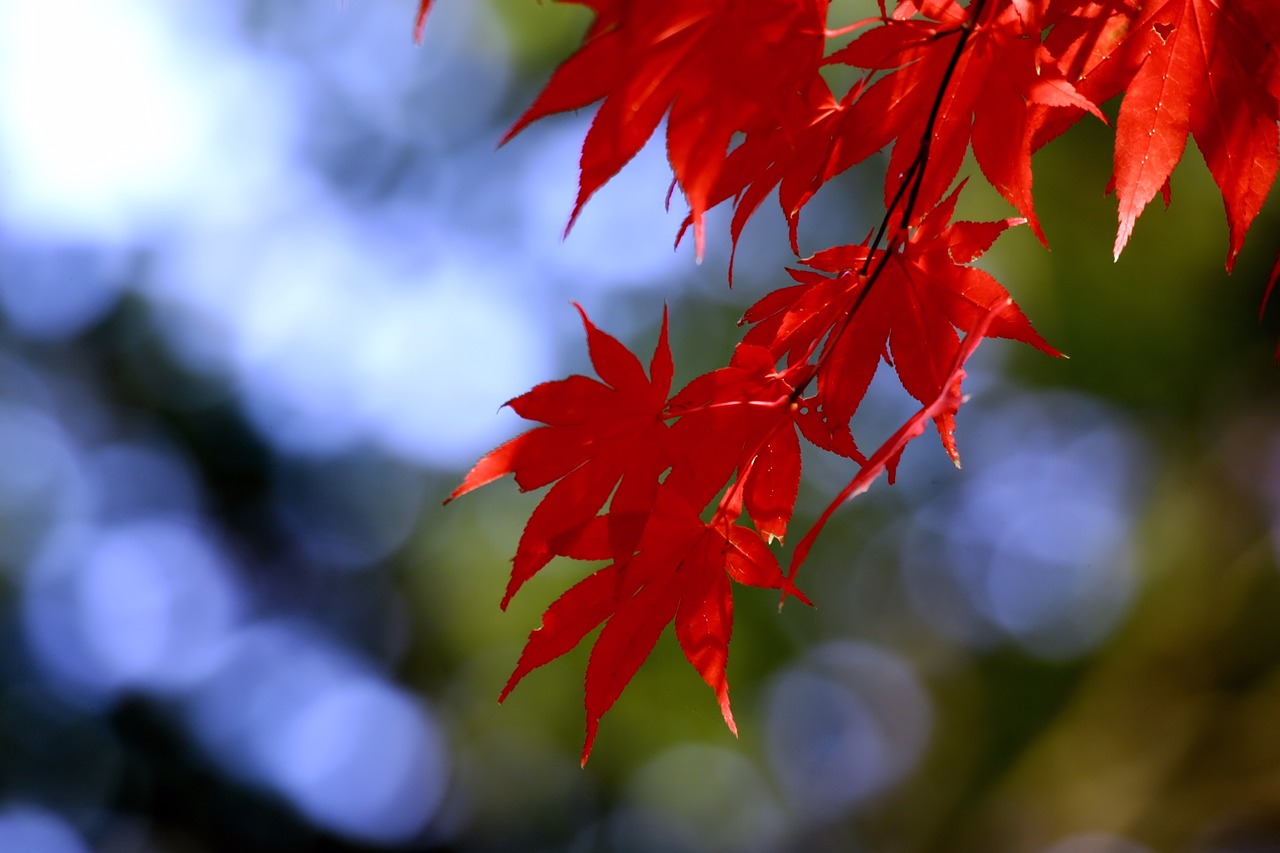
484, 0, 592, 69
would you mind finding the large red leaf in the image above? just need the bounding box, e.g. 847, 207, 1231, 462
1105, 0, 1279, 267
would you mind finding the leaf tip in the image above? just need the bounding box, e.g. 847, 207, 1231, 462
777, 575, 814, 611
412, 0, 434, 44
442, 481, 470, 506
499, 585, 517, 611
1113, 219, 1134, 262
580, 722, 599, 768
719, 693, 738, 738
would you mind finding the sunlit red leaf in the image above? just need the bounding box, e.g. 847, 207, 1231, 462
747, 189, 1059, 462
447, 305, 673, 606
824, 0, 1105, 244
1106, 0, 1279, 268
500, 0, 828, 258
498, 487, 807, 764
789, 296, 1011, 581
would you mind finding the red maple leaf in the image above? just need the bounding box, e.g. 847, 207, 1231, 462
789, 295, 1012, 580
665, 343, 817, 542
683, 75, 854, 263
498, 488, 810, 765
1097, 0, 1280, 267
826, 0, 1105, 244
446, 305, 673, 607
1030, 0, 1140, 150
499, 0, 829, 258
451, 304, 825, 762
745, 186, 1060, 464
695, 0, 1111, 263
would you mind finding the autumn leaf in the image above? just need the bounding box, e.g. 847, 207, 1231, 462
446, 305, 673, 607
500, 0, 829, 258
665, 344, 814, 540
1032, 0, 1139, 150
746, 187, 1059, 463
498, 489, 809, 765
692, 0, 1113, 263
1100, 0, 1280, 267
789, 295, 1012, 581
825, 0, 1105, 244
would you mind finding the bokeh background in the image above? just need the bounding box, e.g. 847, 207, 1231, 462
1, 1, 1278, 851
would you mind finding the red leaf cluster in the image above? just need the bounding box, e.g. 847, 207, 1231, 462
417, 0, 1280, 760
501, 0, 830, 260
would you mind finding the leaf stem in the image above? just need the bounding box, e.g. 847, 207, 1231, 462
812, 0, 988, 381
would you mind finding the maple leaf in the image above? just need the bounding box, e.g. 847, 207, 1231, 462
498, 489, 810, 765
1096, 0, 1280, 267
665, 343, 817, 542
813, 0, 1103, 245
500, 0, 829, 258
735, 266, 875, 459
691, 0, 1111, 262
1032, 0, 1140, 151
679, 75, 847, 264
446, 305, 673, 607
745, 187, 1060, 463
789, 295, 1012, 580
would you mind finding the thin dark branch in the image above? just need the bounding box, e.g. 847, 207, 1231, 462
808, 0, 989, 387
